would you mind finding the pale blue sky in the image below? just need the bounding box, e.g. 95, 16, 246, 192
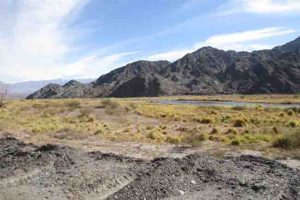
0, 0, 300, 83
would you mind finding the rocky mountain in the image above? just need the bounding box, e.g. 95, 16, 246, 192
27, 37, 300, 99
0, 79, 93, 98
27, 61, 172, 98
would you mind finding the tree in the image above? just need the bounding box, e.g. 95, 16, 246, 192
0, 84, 8, 108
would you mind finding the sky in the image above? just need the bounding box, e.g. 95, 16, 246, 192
0, 0, 300, 83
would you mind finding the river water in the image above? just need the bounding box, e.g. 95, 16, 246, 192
158, 100, 300, 108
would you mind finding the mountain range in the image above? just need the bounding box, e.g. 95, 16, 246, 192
27, 37, 300, 99
0, 79, 93, 98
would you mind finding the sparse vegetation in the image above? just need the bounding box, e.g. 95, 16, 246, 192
0, 95, 299, 157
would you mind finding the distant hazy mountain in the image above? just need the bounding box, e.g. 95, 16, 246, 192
2, 79, 94, 98
27, 36, 300, 99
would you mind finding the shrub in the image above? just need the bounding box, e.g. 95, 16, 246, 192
195, 118, 213, 124
146, 130, 165, 142
181, 132, 207, 146
211, 128, 219, 134
272, 126, 279, 134
288, 120, 298, 128
160, 114, 167, 118
279, 112, 286, 117
32, 103, 50, 109
42, 109, 57, 116
231, 139, 241, 146
287, 107, 300, 114
241, 134, 271, 144
94, 129, 104, 135
87, 116, 95, 123
128, 102, 137, 110
233, 119, 247, 127
232, 106, 246, 111
202, 118, 213, 124
273, 136, 292, 149
272, 132, 300, 149
146, 126, 154, 130
101, 99, 119, 109
65, 100, 81, 109
123, 127, 131, 132
79, 108, 92, 117
210, 110, 217, 114
105, 108, 117, 115
286, 109, 295, 116
159, 124, 167, 130
166, 136, 181, 144
226, 128, 238, 135
176, 127, 189, 132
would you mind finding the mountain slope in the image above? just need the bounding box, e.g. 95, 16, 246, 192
27, 37, 300, 99
27, 61, 171, 99
161, 39, 300, 94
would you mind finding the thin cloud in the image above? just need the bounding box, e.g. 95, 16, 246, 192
0, 0, 90, 82
147, 27, 295, 61
221, 0, 300, 15
56, 51, 140, 80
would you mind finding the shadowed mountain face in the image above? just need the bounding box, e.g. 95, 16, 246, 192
27, 37, 300, 99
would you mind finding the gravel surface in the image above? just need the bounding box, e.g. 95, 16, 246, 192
0, 138, 299, 200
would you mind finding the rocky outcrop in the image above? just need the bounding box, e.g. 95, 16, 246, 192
27, 37, 300, 99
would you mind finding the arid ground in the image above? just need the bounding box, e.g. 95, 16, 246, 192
0, 95, 299, 199
1, 94, 299, 159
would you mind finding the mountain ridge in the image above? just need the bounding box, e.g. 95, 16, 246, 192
27, 37, 300, 99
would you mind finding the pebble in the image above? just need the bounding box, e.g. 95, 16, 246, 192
179, 190, 185, 195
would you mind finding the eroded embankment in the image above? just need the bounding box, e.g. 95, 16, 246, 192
0, 138, 299, 200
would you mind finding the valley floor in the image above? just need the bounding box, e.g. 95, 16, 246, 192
0, 94, 299, 159
0, 95, 300, 199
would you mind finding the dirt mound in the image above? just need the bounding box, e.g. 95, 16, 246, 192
0, 138, 299, 200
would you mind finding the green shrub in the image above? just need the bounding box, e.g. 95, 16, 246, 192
288, 120, 298, 128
